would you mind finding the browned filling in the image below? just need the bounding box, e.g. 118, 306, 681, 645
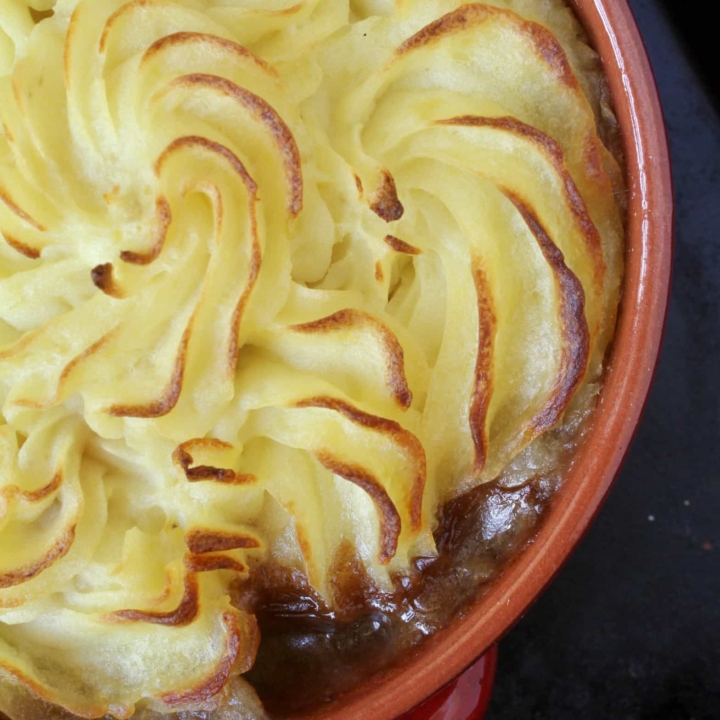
237, 479, 548, 715
232, 404, 589, 716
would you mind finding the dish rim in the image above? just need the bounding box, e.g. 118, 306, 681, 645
311, 0, 674, 717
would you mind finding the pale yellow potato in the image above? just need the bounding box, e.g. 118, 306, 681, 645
0, 0, 623, 716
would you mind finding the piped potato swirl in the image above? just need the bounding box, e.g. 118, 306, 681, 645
0, 0, 623, 716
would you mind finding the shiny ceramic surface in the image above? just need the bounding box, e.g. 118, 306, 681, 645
313, 0, 674, 716
398, 646, 498, 720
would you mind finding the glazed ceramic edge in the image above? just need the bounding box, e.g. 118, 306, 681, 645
310, 0, 674, 717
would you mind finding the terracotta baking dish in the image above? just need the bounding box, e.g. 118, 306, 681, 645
311, 0, 673, 717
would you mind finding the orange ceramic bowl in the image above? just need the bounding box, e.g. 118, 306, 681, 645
312, 1, 673, 717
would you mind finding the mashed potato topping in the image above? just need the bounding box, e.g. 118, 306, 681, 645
0, 0, 622, 716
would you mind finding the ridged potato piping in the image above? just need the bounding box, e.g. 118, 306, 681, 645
0, 0, 623, 716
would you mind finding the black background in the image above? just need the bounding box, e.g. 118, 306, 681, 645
488, 1, 720, 718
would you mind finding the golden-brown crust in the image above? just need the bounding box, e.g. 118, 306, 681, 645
98, 0, 151, 53
2, 232, 40, 259
59, 333, 115, 389
315, 450, 401, 564
91, 263, 122, 297
294, 396, 426, 530
327, 541, 381, 619
155, 137, 258, 195
0, 607, 249, 719
383, 234, 421, 255
397, 3, 494, 55
119, 196, 172, 266
438, 115, 606, 289
374, 261, 384, 282
107, 319, 191, 418
354, 173, 364, 197
107, 574, 200, 627
370, 170, 404, 222
150, 568, 175, 607
167, 75, 303, 216
142, 32, 278, 79
155, 136, 263, 374
396, 4, 578, 89
468, 260, 496, 473
172, 441, 255, 485
13, 331, 117, 410
185, 553, 248, 574
290, 309, 413, 409
228, 233, 262, 373
63, 3, 82, 88
264, 2, 303, 16
0, 5, 616, 715
0, 329, 40, 361
175, 437, 234, 453
186, 530, 262, 554
0, 471, 62, 505
0, 525, 76, 589
0, 188, 46, 232
503, 190, 590, 436
175, 448, 236, 483
295, 524, 313, 567
160, 612, 244, 707
521, 18, 579, 89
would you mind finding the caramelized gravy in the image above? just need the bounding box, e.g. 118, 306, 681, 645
236, 383, 599, 716
0, 392, 595, 720
240, 473, 559, 714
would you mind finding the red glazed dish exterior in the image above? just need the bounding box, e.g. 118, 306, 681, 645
398, 646, 498, 720
311, 0, 674, 717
